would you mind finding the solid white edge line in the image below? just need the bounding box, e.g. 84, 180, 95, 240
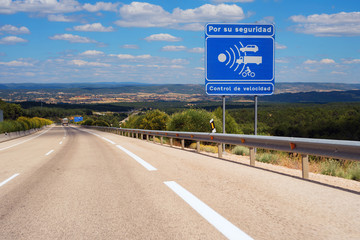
0, 126, 53, 151
164, 181, 253, 240
116, 145, 157, 171
0, 173, 20, 187
45, 149, 54, 156
102, 137, 115, 145
59, 141, 63, 145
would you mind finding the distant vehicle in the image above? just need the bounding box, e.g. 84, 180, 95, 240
240, 45, 258, 52
236, 56, 262, 65
62, 118, 69, 126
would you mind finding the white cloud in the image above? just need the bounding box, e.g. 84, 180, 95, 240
320, 58, 335, 64
275, 59, 289, 64
82, 2, 119, 12
303, 59, 317, 64
171, 58, 190, 65
72, 23, 114, 32
49, 34, 96, 43
289, 11, 360, 36
70, 59, 110, 67
275, 42, 287, 50
188, 47, 204, 53
0, 0, 118, 14
331, 71, 346, 75
0, 60, 33, 66
80, 50, 104, 56
0, 0, 82, 14
0, 36, 28, 44
122, 44, 139, 49
47, 14, 75, 22
145, 33, 181, 42
110, 54, 152, 60
0, 25, 30, 34
115, 2, 246, 31
195, 67, 205, 71
342, 59, 360, 64
212, 0, 253, 2
161, 45, 187, 51
304, 59, 335, 64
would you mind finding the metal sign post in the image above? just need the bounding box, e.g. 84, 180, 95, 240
222, 95, 226, 151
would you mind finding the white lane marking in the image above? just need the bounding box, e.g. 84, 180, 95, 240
0, 126, 53, 152
45, 150, 54, 156
77, 128, 116, 145
164, 181, 253, 240
0, 173, 20, 187
59, 141, 63, 145
102, 137, 115, 145
116, 145, 157, 171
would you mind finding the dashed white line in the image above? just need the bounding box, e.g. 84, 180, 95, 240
164, 181, 253, 240
116, 145, 157, 171
0, 173, 20, 187
59, 141, 63, 145
45, 150, 54, 156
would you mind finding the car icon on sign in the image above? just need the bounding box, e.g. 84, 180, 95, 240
240, 45, 258, 53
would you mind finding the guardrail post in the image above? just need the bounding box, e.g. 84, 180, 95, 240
250, 147, 255, 166
218, 143, 223, 158
196, 141, 200, 153
181, 139, 185, 149
161, 136, 163, 145
136, 133, 139, 139
170, 138, 173, 147
302, 155, 309, 179
146, 134, 149, 141
141, 133, 144, 139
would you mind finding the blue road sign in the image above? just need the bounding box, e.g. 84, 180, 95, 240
74, 116, 83, 122
205, 23, 275, 95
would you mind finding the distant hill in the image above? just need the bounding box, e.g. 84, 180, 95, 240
1, 82, 360, 93
262, 90, 360, 103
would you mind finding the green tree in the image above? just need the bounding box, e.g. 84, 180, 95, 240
213, 107, 242, 134
140, 110, 169, 130
167, 109, 222, 133
0, 99, 24, 120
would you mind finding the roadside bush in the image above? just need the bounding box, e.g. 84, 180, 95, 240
122, 114, 145, 129
82, 119, 94, 126
213, 107, 242, 134
256, 153, 278, 164
167, 109, 222, 133
232, 146, 249, 156
93, 120, 110, 127
0, 117, 52, 134
140, 110, 169, 130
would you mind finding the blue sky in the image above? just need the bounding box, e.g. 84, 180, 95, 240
0, 0, 359, 84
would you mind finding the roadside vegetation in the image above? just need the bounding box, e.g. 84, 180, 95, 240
2, 98, 360, 181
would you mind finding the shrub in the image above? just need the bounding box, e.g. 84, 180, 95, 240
348, 162, 360, 181
256, 153, 278, 164
93, 120, 110, 127
167, 109, 222, 133
82, 119, 94, 126
213, 107, 243, 134
232, 146, 249, 156
140, 110, 169, 130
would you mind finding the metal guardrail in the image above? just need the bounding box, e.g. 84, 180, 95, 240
85, 126, 360, 179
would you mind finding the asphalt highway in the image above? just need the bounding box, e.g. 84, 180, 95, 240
0, 125, 359, 239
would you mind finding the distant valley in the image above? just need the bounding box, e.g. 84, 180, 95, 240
1, 82, 360, 104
